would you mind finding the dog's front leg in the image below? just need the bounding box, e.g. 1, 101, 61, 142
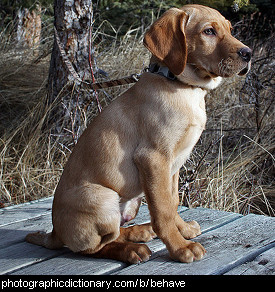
134, 149, 206, 263
172, 171, 202, 240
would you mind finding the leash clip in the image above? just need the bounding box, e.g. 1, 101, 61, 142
131, 73, 140, 82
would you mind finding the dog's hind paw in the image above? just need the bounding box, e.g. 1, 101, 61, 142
126, 243, 152, 264
121, 223, 157, 243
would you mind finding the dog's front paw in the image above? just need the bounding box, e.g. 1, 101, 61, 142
176, 216, 202, 239
170, 241, 206, 263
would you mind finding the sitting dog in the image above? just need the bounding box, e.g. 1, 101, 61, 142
26, 4, 251, 264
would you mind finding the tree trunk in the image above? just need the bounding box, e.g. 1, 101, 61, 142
47, 0, 96, 145
16, 5, 41, 50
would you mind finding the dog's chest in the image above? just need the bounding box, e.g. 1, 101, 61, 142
171, 124, 204, 174
171, 88, 207, 174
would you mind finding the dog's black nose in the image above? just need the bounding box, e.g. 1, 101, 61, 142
238, 47, 252, 63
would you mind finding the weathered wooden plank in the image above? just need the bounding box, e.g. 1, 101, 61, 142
225, 247, 275, 275
11, 252, 127, 275
114, 214, 275, 275
0, 242, 69, 275
0, 197, 53, 227
3, 197, 272, 276
145, 207, 242, 255
2, 204, 186, 275
3, 204, 152, 275
0, 202, 183, 249
9, 207, 241, 275
178, 207, 242, 233
125, 204, 187, 226
0, 213, 52, 249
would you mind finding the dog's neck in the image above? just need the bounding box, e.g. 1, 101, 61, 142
148, 57, 222, 91
177, 64, 223, 90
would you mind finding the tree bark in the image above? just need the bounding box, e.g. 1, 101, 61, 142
16, 5, 41, 50
47, 0, 95, 144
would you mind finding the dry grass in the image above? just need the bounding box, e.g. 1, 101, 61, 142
180, 133, 275, 216
0, 17, 274, 216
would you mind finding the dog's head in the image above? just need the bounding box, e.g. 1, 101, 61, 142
144, 5, 251, 88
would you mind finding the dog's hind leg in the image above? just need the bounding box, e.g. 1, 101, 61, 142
25, 229, 64, 249
119, 197, 157, 243
81, 240, 152, 264
81, 221, 156, 263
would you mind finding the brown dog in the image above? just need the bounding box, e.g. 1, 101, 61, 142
26, 5, 251, 264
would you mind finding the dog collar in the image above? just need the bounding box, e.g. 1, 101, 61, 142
148, 63, 176, 81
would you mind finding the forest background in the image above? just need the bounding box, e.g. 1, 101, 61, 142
0, 0, 274, 216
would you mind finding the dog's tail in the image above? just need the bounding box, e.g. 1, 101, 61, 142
25, 230, 64, 249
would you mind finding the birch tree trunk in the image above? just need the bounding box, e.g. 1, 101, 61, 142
47, 0, 96, 145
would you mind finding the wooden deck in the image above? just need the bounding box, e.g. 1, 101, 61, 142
0, 197, 274, 275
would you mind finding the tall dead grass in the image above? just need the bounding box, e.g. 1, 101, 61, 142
0, 15, 274, 216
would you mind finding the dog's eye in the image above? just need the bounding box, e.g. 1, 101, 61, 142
203, 28, 216, 36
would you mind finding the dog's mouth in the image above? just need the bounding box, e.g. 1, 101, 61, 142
213, 58, 252, 78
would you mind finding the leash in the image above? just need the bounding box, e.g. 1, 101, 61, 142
54, 27, 175, 91
90, 73, 141, 90
54, 27, 143, 90
90, 64, 176, 90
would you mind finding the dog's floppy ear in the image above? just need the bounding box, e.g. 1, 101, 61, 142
144, 8, 189, 76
